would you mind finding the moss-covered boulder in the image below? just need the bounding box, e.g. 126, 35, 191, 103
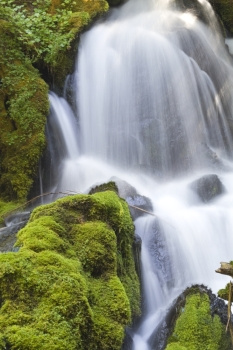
0, 191, 140, 349
165, 288, 231, 350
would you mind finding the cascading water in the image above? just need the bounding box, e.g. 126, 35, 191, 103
47, 0, 233, 349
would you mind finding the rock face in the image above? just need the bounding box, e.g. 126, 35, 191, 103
0, 191, 140, 350
190, 174, 225, 203
107, 0, 125, 5
209, 0, 233, 35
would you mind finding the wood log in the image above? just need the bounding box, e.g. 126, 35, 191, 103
215, 262, 233, 277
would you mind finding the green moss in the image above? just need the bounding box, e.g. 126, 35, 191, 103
0, 19, 49, 200
88, 276, 131, 350
166, 292, 230, 350
0, 191, 140, 349
72, 221, 117, 276
89, 181, 119, 195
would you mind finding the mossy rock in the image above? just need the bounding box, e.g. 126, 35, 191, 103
166, 290, 231, 350
0, 19, 49, 200
89, 181, 119, 195
0, 191, 140, 349
0, 0, 110, 200
0, 0, 109, 88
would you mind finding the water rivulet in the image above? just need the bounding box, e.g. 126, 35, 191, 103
47, 0, 233, 348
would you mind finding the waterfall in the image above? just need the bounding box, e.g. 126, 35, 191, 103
47, 0, 233, 349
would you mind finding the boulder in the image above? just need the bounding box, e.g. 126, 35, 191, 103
150, 285, 230, 350
190, 174, 225, 203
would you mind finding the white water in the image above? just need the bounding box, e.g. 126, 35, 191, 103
47, 0, 233, 349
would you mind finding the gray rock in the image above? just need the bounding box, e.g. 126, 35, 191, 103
111, 177, 153, 220
190, 174, 225, 203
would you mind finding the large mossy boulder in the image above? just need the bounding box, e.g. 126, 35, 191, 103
165, 287, 231, 350
0, 191, 140, 349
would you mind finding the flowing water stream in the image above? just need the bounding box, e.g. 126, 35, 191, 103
47, 0, 233, 348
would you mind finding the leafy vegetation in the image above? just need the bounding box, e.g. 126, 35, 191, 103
0, 191, 140, 349
0, 0, 108, 74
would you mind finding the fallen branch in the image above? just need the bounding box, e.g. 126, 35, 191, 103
216, 262, 233, 278
0, 191, 79, 222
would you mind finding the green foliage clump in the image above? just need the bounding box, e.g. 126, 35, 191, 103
166, 291, 230, 350
0, 191, 140, 349
0, 0, 109, 83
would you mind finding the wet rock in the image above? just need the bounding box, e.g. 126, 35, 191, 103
111, 177, 153, 220
122, 328, 134, 350
107, 0, 125, 6
126, 194, 154, 220
147, 218, 174, 289
132, 234, 142, 282
4, 211, 31, 227
190, 174, 225, 203
0, 212, 30, 252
